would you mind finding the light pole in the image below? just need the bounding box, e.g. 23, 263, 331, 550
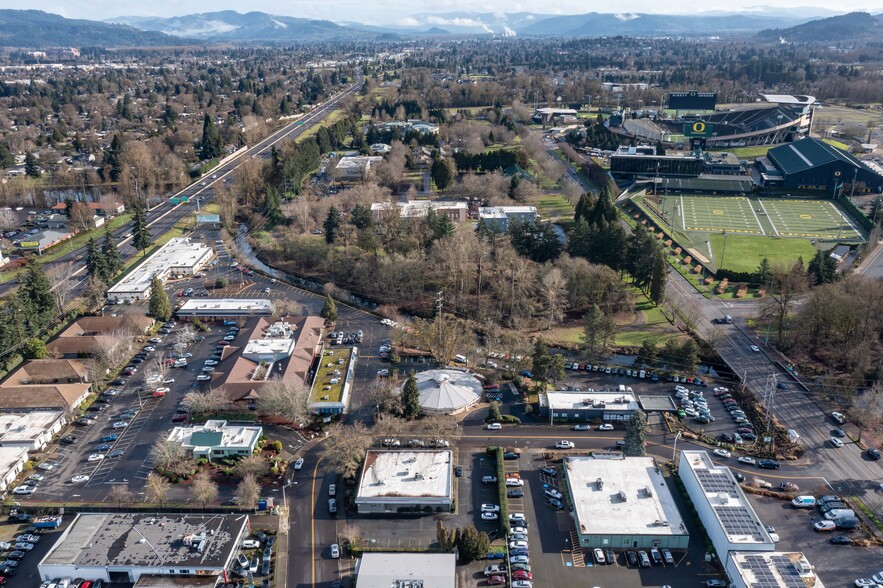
671, 430, 682, 465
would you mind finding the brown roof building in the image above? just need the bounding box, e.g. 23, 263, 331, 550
209, 316, 324, 404
47, 315, 153, 357
0, 359, 92, 411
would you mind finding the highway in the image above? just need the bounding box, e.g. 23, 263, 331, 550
0, 78, 362, 298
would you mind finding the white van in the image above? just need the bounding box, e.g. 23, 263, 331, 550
453, 354, 467, 364
791, 496, 816, 509
787, 429, 800, 443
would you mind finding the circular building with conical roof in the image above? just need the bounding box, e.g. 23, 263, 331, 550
404, 369, 482, 415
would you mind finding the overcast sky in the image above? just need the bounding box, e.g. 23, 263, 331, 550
10, 0, 875, 25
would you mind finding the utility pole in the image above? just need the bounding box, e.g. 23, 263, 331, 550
672, 430, 682, 465
763, 374, 777, 451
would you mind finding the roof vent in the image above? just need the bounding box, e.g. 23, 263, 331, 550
717, 492, 729, 505
596, 477, 604, 490
618, 490, 627, 502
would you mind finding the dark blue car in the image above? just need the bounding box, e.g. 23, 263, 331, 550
96, 443, 112, 451
485, 552, 505, 560
518, 370, 533, 378
100, 435, 119, 443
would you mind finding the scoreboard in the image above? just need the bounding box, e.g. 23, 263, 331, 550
668, 91, 717, 111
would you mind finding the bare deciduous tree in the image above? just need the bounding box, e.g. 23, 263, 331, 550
182, 390, 230, 415
541, 267, 568, 330
850, 382, 883, 430
109, 484, 133, 507
233, 454, 269, 479
322, 421, 371, 480
191, 471, 219, 508
235, 473, 262, 508
145, 472, 171, 506
257, 377, 310, 424
411, 314, 474, 365
149, 439, 195, 478
338, 523, 362, 548
0, 209, 16, 231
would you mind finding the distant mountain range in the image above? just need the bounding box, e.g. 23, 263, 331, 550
757, 12, 883, 42
0, 8, 877, 48
0, 9, 186, 48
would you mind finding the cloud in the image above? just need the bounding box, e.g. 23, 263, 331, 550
395, 16, 420, 26
424, 15, 485, 26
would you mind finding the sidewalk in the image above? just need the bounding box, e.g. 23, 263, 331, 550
275, 504, 290, 588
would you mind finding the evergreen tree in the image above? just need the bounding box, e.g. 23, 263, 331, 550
807, 250, 838, 286
103, 133, 125, 182
22, 338, 48, 360
431, 156, 454, 191
581, 304, 615, 358
132, 203, 152, 255
587, 183, 617, 228
401, 371, 421, 419
18, 259, 56, 335
0, 144, 14, 168
636, 340, 658, 368
85, 237, 108, 280
455, 526, 490, 563
508, 220, 561, 263
623, 409, 648, 456
574, 193, 592, 223
147, 275, 172, 320
508, 175, 521, 199
349, 204, 374, 229
200, 114, 223, 160
323, 205, 342, 244
626, 224, 656, 291
754, 257, 772, 287
24, 152, 41, 178
530, 340, 553, 384
320, 293, 338, 322
649, 248, 668, 305
101, 224, 122, 280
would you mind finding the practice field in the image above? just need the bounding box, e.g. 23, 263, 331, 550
662, 194, 865, 242
759, 198, 863, 240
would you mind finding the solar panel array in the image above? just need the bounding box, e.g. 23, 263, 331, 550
695, 469, 740, 498
713, 506, 765, 541
741, 555, 807, 588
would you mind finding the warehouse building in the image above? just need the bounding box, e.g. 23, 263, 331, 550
356, 552, 455, 588
176, 298, 274, 320
355, 450, 453, 514
679, 451, 775, 559
563, 454, 689, 549
0, 411, 66, 451
107, 237, 214, 302
757, 137, 883, 192
540, 390, 639, 424
38, 513, 249, 583
0, 446, 29, 493
726, 551, 825, 588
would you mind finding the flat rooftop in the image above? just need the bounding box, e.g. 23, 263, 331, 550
565, 455, 687, 537
109, 237, 212, 295
0, 446, 27, 475
177, 298, 273, 315
40, 513, 248, 568
358, 450, 452, 500
545, 391, 639, 412
356, 552, 456, 588
729, 551, 825, 588
681, 450, 773, 545
0, 411, 63, 442
167, 420, 262, 451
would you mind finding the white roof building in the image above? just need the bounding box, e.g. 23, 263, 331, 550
478, 205, 538, 231
370, 200, 469, 222
564, 454, 689, 549
0, 411, 66, 451
679, 450, 775, 559
356, 552, 456, 588
356, 450, 453, 514
406, 369, 482, 415
336, 155, 384, 180
167, 420, 263, 461
107, 237, 214, 302
541, 391, 640, 423
176, 298, 274, 318
0, 446, 29, 493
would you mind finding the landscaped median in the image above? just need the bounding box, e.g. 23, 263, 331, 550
487, 446, 510, 535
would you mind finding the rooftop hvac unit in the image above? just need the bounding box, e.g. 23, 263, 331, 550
618, 490, 627, 502
596, 477, 604, 490
645, 486, 653, 497
717, 492, 729, 505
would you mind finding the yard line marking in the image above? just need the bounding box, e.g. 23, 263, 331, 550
680, 195, 686, 229
827, 201, 862, 239
745, 198, 766, 236
756, 199, 774, 236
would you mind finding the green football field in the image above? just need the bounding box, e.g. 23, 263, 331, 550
665, 195, 865, 241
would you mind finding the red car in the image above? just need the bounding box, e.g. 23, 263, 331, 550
484, 384, 500, 391
487, 576, 505, 586
151, 390, 166, 398
512, 571, 533, 581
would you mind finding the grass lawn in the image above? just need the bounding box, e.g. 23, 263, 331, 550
821, 138, 850, 151
711, 145, 774, 159
296, 109, 346, 144
198, 202, 221, 215
533, 194, 573, 220
708, 233, 816, 274
310, 347, 354, 404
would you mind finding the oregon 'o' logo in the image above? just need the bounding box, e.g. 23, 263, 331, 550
692, 122, 706, 133
834, 171, 842, 177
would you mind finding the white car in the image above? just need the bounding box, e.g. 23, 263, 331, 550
555, 440, 575, 449
572, 424, 591, 431
87, 453, 105, 462
481, 512, 499, 521
829, 437, 844, 448
854, 580, 876, 588
598, 424, 614, 431
112, 421, 129, 429
750, 345, 760, 352
765, 525, 780, 542
594, 548, 606, 564
204, 360, 219, 367
481, 504, 500, 513
510, 555, 530, 565
196, 374, 211, 381
377, 369, 389, 377
330, 543, 340, 558
738, 456, 756, 465
815, 520, 837, 532
12, 485, 34, 495
71, 475, 90, 484
510, 526, 528, 535
294, 458, 304, 470
241, 539, 261, 549
486, 423, 502, 430
38, 462, 57, 471
153, 387, 171, 394
509, 540, 529, 550
505, 478, 525, 487
713, 449, 731, 458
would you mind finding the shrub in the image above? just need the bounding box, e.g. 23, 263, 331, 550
215, 276, 229, 289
